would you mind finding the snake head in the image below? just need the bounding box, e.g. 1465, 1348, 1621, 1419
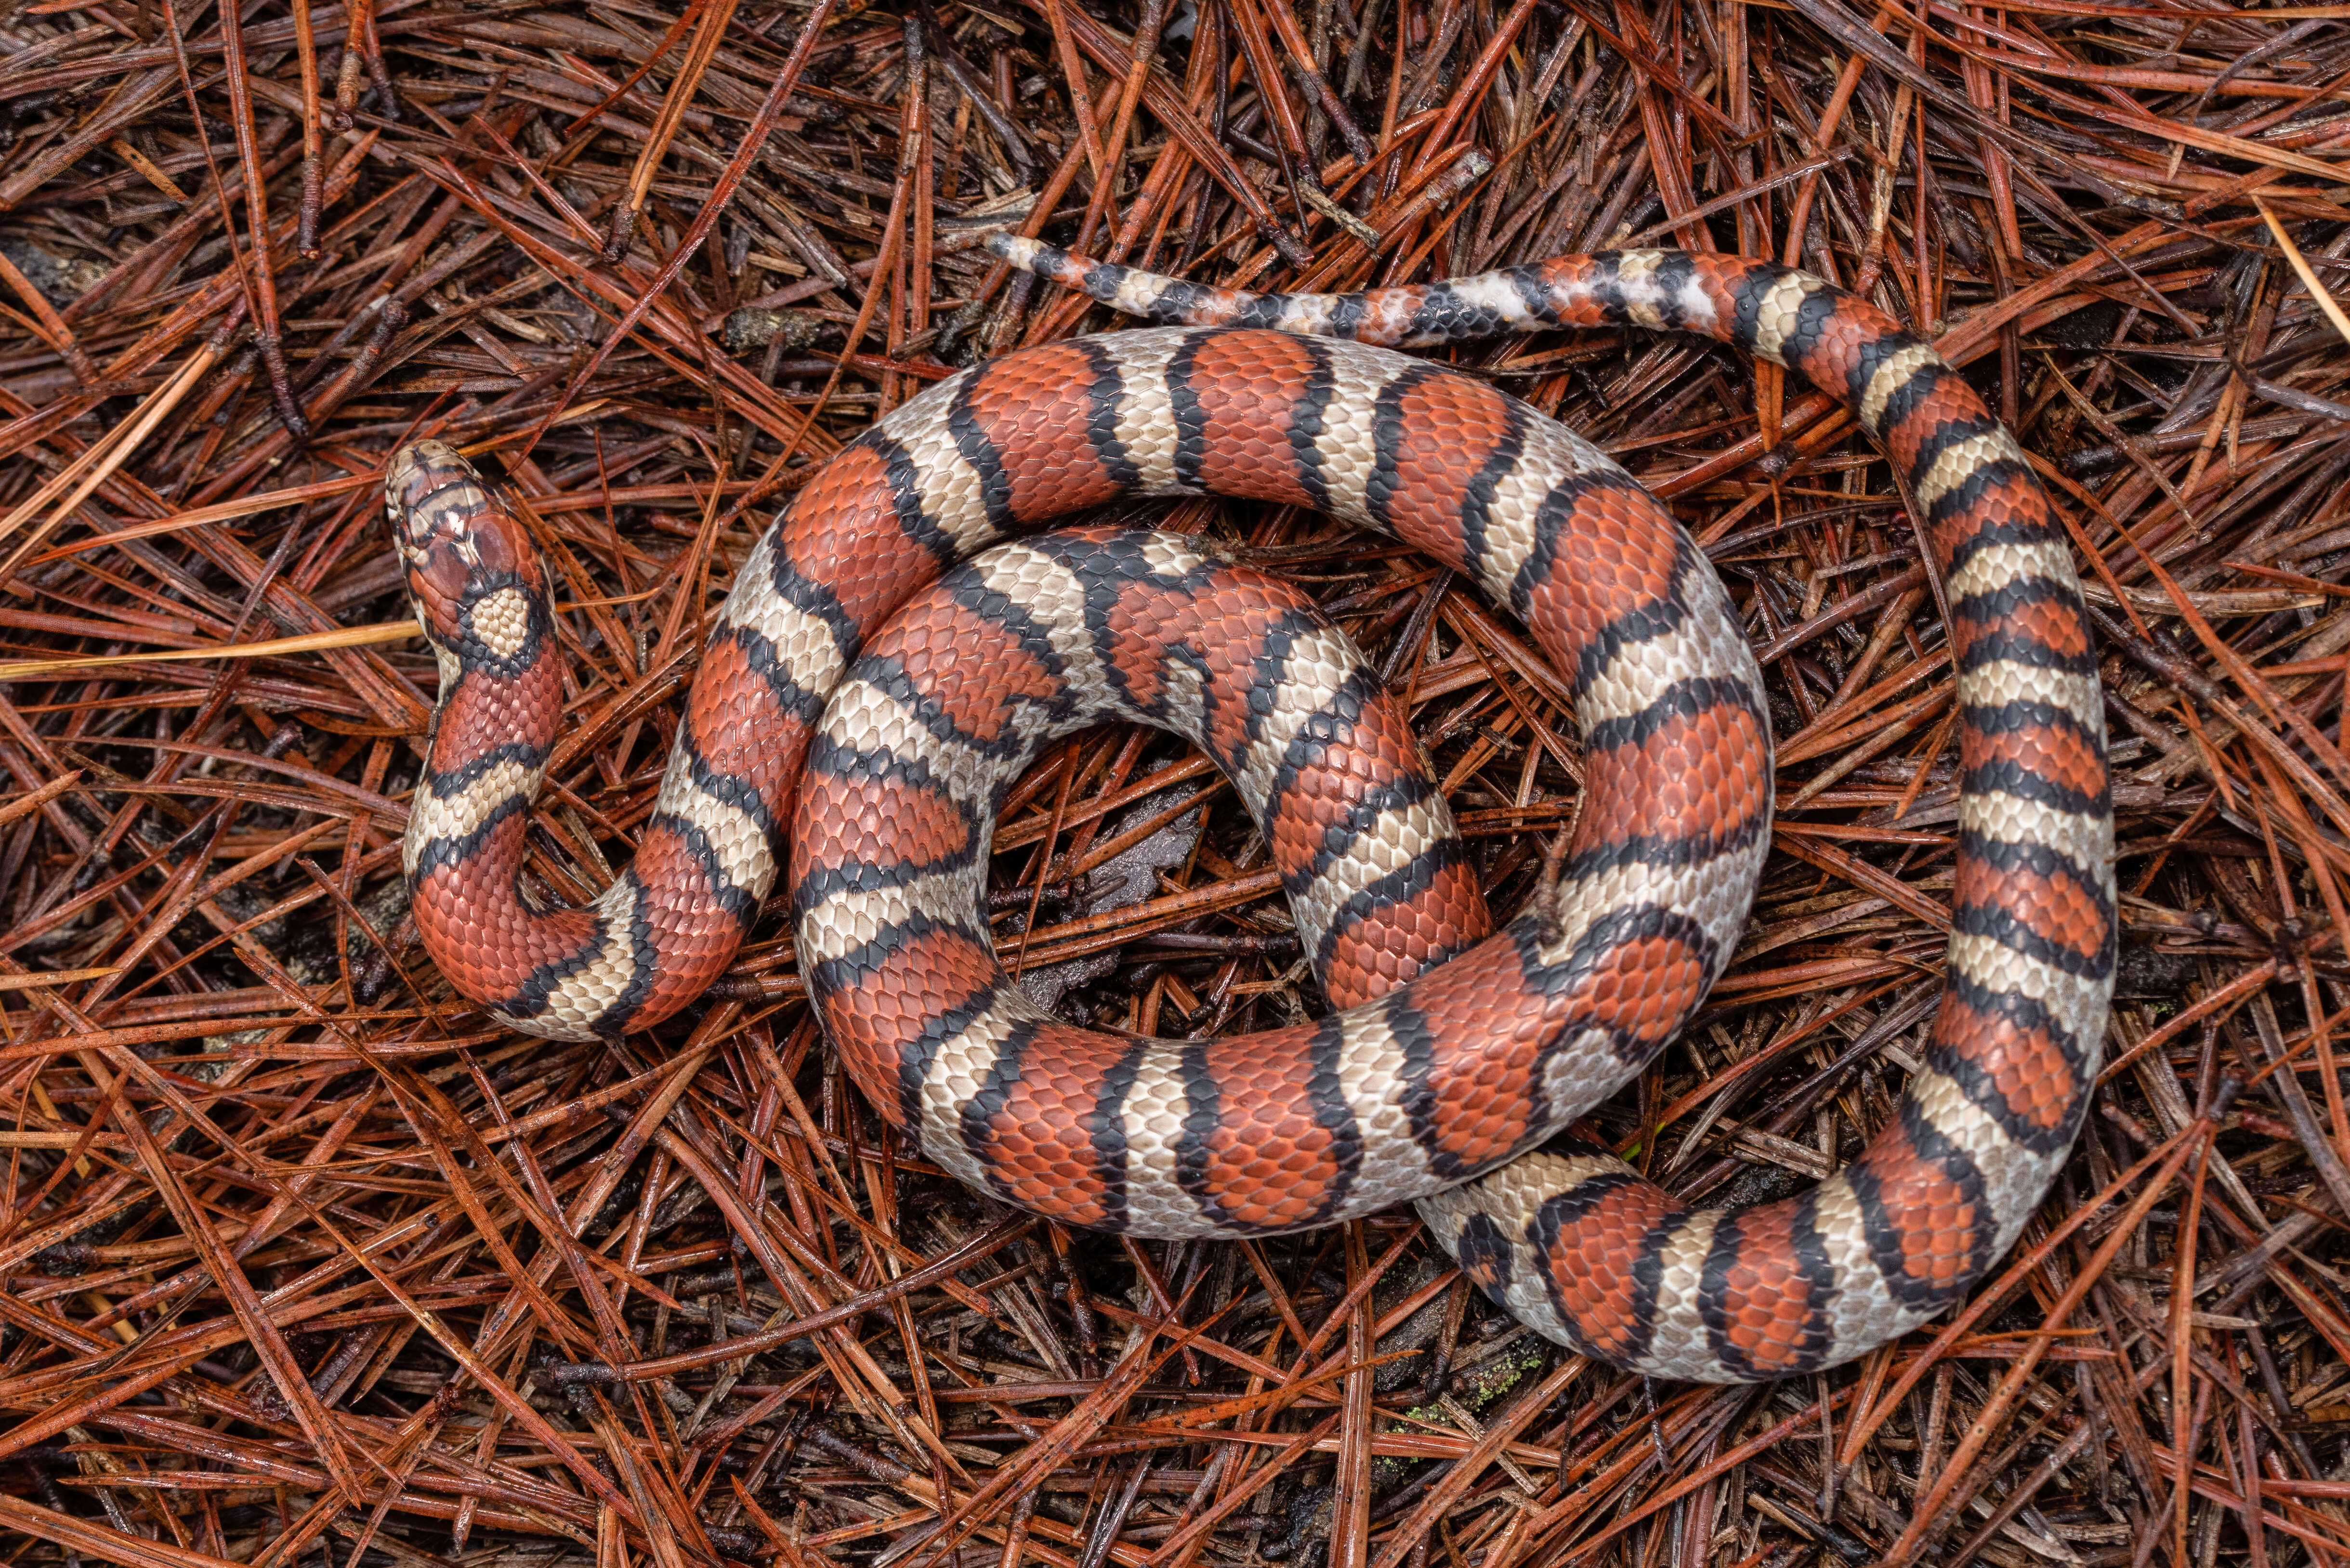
385, 439, 540, 641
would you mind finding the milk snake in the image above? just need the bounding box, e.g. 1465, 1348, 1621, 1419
386, 236, 2114, 1382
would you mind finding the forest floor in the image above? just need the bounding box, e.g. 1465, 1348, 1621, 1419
0, 0, 2347, 1565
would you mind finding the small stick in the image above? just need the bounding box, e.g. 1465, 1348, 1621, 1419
328, 42, 364, 131
291, 0, 323, 258
355, 0, 399, 120
196, 0, 307, 439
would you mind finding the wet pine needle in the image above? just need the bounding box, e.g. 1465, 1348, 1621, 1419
0, 0, 2348, 1564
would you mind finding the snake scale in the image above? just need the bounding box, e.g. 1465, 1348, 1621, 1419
385, 236, 2114, 1382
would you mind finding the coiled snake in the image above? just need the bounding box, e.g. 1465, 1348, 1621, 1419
386, 237, 2114, 1382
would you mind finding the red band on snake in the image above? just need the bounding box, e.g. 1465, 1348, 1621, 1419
387, 241, 2114, 1382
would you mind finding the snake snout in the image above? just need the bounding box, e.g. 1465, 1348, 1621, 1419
386, 439, 537, 634
386, 440, 496, 554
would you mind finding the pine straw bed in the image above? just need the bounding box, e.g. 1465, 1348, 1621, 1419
0, 1, 2347, 1565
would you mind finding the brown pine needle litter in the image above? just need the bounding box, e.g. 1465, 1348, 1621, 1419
0, 0, 2346, 1561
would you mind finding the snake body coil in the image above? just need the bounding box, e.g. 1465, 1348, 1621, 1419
388, 240, 2114, 1381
